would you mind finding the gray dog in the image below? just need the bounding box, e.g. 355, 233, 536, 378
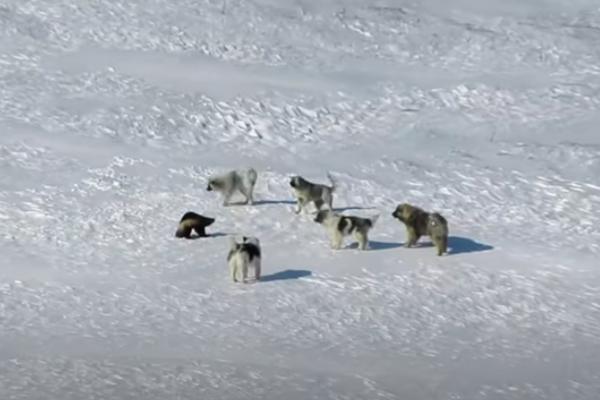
289, 173, 336, 214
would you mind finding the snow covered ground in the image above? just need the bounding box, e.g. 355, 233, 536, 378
1, 0, 600, 398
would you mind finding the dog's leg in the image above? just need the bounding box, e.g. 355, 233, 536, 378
242, 262, 248, 283
254, 260, 261, 281
240, 184, 254, 205
355, 231, 368, 250
222, 186, 235, 206
295, 197, 306, 214
332, 231, 343, 250
247, 183, 255, 205
324, 192, 333, 210
441, 235, 448, 255
230, 262, 238, 282
433, 235, 447, 256
314, 198, 324, 212
406, 227, 420, 247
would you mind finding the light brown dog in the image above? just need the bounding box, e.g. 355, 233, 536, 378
392, 203, 449, 256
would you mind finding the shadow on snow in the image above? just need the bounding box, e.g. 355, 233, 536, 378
260, 269, 312, 282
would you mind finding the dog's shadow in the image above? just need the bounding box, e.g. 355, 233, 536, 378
345, 241, 403, 251
333, 206, 371, 212
260, 269, 312, 282
448, 236, 493, 255
253, 199, 297, 206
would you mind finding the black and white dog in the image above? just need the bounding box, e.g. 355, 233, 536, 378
207, 168, 257, 206
314, 210, 379, 250
227, 236, 261, 283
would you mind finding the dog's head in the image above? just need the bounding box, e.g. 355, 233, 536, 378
289, 176, 299, 188
392, 203, 416, 224
206, 180, 215, 191
206, 178, 223, 192
289, 176, 308, 189
241, 236, 260, 247
392, 204, 406, 221
314, 210, 332, 224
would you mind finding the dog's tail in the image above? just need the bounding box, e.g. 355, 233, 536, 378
327, 172, 337, 192
247, 168, 258, 186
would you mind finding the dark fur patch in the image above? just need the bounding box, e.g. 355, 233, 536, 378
240, 242, 261, 261
337, 217, 355, 233
314, 210, 328, 223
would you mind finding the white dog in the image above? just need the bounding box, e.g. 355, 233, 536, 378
207, 168, 257, 206
227, 236, 261, 283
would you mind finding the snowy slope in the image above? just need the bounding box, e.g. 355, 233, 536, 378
1, 0, 600, 399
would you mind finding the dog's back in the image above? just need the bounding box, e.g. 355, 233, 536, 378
427, 212, 448, 235
337, 215, 377, 235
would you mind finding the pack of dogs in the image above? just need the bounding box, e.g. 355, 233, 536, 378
175, 168, 450, 283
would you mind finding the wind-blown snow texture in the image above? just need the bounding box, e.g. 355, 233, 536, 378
1, 0, 600, 399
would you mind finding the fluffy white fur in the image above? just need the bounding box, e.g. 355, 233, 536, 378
207, 168, 258, 206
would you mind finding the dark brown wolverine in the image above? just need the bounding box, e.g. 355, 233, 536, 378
175, 211, 215, 238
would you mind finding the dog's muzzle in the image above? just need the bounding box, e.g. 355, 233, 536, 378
206, 185, 213, 191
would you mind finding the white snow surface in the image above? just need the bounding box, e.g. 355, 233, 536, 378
1, 0, 600, 399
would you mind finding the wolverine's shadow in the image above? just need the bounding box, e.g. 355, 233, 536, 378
260, 269, 312, 282
448, 236, 493, 255
345, 241, 403, 251
184, 232, 228, 239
